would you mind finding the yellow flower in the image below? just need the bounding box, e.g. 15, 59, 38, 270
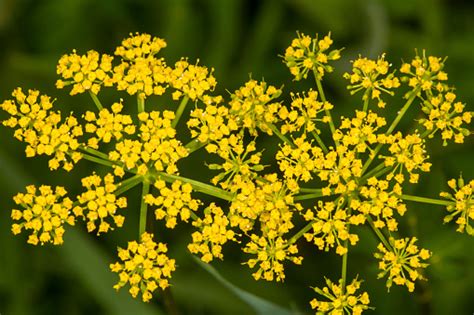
110, 232, 176, 302
56, 50, 114, 95
374, 237, 431, 292
188, 203, 236, 262
11, 185, 75, 245
440, 176, 474, 235
74, 173, 127, 235
310, 277, 371, 315
0, 88, 83, 171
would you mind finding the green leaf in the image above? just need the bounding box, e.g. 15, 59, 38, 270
193, 256, 294, 315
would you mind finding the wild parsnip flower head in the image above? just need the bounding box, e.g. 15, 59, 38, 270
420, 91, 472, 145
303, 200, 361, 256
207, 135, 264, 190
344, 54, 400, 108
283, 32, 341, 80
243, 234, 302, 282
11, 185, 75, 245
113, 33, 169, 98
73, 173, 126, 235
168, 58, 217, 101
229, 79, 282, 136
278, 89, 333, 134
110, 232, 175, 302
188, 203, 236, 262
83, 102, 136, 149
145, 180, 201, 229
310, 277, 371, 315
0, 88, 83, 171
440, 176, 474, 235
56, 50, 114, 95
379, 132, 431, 184
375, 237, 431, 292
400, 50, 448, 94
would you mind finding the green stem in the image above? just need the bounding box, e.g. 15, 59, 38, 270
155, 172, 234, 201
294, 191, 325, 201
341, 240, 348, 294
267, 123, 294, 148
139, 179, 151, 237
399, 194, 452, 206
299, 187, 323, 193
362, 91, 370, 113
115, 174, 143, 196
137, 95, 145, 113
79, 146, 110, 160
367, 216, 391, 250
185, 139, 208, 154
289, 221, 314, 244
89, 91, 103, 111
313, 73, 338, 144
80, 153, 116, 168
361, 90, 419, 174
172, 96, 189, 128
360, 162, 386, 182
310, 131, 328, 153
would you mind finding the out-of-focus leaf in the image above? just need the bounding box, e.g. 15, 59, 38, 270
193, 256, 295, 315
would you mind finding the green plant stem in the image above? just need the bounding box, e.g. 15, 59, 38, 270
310, 131, 328, 153
138, 179, 150, 237
172, 96, 189, 128
79, 146, 110, 160
185, 138, 208, 154
80, 153, 117, 168
362, 91, 370, 113
367, 216, 391, 250
313, 72, 338, 147
361, 90, 419, 174
89, 91, 103, 111
399, 194, 452, 206
341, 240, 348, 294
359, 162, 386, 182
299, 187, 323, 193
155, 172, 234, 201
137, 94, 145, 113
267, 123, 294, 147
115, 174, 143, 196
294, 191, 325, 201
289, 221, 314, 244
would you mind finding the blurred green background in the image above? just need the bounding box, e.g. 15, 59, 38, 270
0, 0, 473, 314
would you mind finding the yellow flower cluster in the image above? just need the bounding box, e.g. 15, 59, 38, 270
145, 180, 200, 229
310, 277, 371, 315
344, 54, 400, 108
303, 200, 361, 255
356, 177, 406, 231
243, 234, 302, 282
109, 111, 188, 175
113, 33, 169, 98
11, 185, 75, 245
333, 110, 386, 153
0, 88, 83, 171
440, 177, 474, 235
420, 91, 472, 145
84, 102, 135, 149
229, 79, 282, 136
110, 232, 175, 302
375, 237, 431, 292
283, 32, 341, 80
380, 132, 431, 183
278, 90, 333, 134
73, 173, 126, 235
207, 136, 264, 190
56, 50, 114, 95
169, 58, 217, 101
188, 203, 236, 262
400, 51, 448, 93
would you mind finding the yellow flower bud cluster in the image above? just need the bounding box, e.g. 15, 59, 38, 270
380, 133, 431, 183
73, 173, 126, 235
243, 234, 302, 282
310, 277, 371, 315
169, 58, 217, 101
145, 180, 200, 229
56, 50, 114, 95
110, 232, 175, 302
344, 54, 400, 108
440, 177, 474, 235
303, 200, 361, 256
420, 91, 472, 145
83, 102, 136, 149
278, 89, 333, 134
0, 88, 83, 171
400, 51, 448, 93
188, 203, 236, 262
283, 32, 341, 80
375, 237, 431, 292
11, 185, 75, 245
228, 79, 282, 136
